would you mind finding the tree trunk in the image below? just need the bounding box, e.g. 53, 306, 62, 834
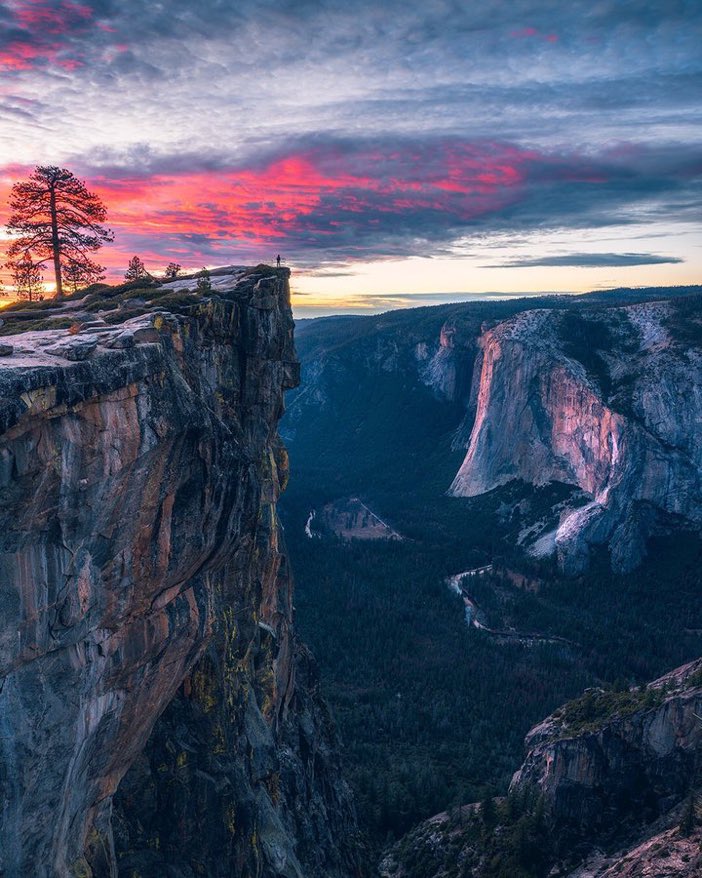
49, 186, 63, 299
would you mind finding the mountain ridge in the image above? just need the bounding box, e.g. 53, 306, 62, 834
288, 284, 702, 572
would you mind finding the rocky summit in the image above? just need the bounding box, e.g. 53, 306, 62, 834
0, 267, 363, 878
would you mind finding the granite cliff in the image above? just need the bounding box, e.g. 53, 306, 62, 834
0, 267, 363, 877
450, 298, 702, 572
511, 658, 702, 856
287, 289, 702, 574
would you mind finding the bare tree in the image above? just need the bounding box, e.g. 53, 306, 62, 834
5, 166, 113, 299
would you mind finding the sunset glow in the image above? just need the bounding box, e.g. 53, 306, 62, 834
0, 0, 700, 311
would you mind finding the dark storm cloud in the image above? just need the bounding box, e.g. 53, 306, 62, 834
498, 252, 685, 268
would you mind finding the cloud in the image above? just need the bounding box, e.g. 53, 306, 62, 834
91, 138, 702, 267
298, 268, 360, 278
1, 135, 699, 278
0, 1, 700, 283
497, 252, 686, 268
0, 1, 101, 72
2, 1, 701, 157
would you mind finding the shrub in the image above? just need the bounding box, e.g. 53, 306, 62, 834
555, 686, 663, 735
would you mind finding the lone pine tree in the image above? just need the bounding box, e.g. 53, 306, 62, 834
5, 166, 113, 299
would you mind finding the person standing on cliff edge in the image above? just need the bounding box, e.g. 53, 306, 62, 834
276, 254, 281, 268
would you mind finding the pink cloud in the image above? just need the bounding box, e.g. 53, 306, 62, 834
0, 0, 97, 73
0, 139, 642, 281
510, 26, 559, 42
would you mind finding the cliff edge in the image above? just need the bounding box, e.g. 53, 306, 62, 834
0, 267, 363, 877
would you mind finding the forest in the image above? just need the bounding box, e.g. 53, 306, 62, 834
282, 471, 702, 847
280, 301, 702, 850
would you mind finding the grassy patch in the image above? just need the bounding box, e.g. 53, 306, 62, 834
554, 686, 664, 736
0, 316, 75, 336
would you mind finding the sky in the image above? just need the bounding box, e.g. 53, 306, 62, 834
0, 0, 700, 314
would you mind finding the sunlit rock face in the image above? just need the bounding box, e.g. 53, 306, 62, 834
0, 269, 362, 878
449, 302, 702, 572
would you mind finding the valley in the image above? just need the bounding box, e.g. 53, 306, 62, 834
280, 284, 702, 873
2, 0, 700, 872
447, 570, 576, 647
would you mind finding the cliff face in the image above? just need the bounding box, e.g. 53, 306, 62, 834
449, 301, 702, 571
0, 269, 362, 877
380, 658, 702, 878
288, 291, 702, 574
511, 658, 702, 847
415, 321, 476, 404
285, 308, 478, 444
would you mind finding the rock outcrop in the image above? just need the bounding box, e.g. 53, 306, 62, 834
380, 658, 702, 878
0, 268, 363, 877
449, 300, 702, 571
510, 658, 702, 849
563, 819, 702, 878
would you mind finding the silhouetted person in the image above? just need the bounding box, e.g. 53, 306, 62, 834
276, 254, 281, 268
